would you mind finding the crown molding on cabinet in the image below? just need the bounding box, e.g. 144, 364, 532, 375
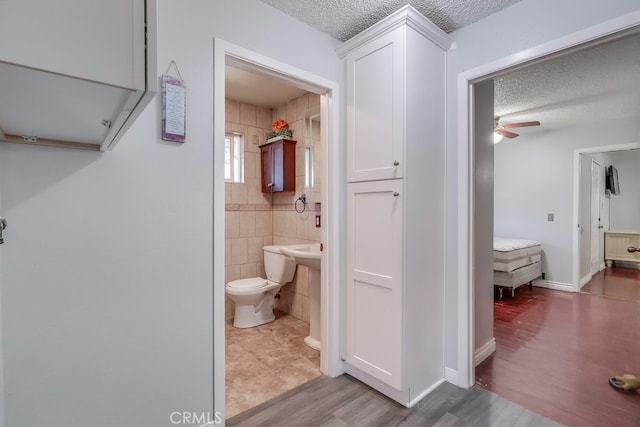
335, 4, 453, 58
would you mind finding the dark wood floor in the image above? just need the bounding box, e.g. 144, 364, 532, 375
581, 266, 640, 302
227, 374, 560, 427
477, 271, 640, 427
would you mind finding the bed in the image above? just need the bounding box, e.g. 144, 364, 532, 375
494, 237, 542, 298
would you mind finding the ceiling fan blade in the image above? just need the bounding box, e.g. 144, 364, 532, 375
496, 129, 519, 138
502, 121, 540, 129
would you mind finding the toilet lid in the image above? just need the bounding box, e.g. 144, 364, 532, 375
227, 277, 268, 290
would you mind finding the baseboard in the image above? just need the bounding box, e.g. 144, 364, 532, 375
343, 362, 444, 408
444, 367, 458, 385
343, 363, 411, 406
579, 274, 593, 290
532, 279, 575, 292
408, 378, 445, 407
474, 337, 496, 367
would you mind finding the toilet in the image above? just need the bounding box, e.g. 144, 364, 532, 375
225, 245, 297, 328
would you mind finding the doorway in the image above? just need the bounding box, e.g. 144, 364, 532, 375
213, 39, 342, 418
457, 14, 640, 389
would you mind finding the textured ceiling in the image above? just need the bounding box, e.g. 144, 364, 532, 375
231, 1, 640, 137
259, 0, 522, 40
494, 31, 640, 133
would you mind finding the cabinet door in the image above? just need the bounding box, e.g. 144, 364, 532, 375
0, 0, 144, 90
260, 140, 296, 193
271, 142, 286, 192
346, 180, 403, 389
261, 145, 274, 193
346, 28, 404, 182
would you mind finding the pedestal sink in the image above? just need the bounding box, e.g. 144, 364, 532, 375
280, 243, 322, 351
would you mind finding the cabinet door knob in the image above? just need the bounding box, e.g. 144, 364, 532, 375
393, 192, 400, 197
393, 160, 400, 166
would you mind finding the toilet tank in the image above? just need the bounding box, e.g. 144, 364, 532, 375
264, 245, 297, 284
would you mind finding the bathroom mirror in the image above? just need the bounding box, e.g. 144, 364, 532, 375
304, 110, 321, 203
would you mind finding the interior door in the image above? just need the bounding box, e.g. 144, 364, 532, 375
590, 159, 601, 275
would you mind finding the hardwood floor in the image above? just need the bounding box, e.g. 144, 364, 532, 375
477, 279, 640, 427
227, 374, 560, 426
581, 266, 640, 302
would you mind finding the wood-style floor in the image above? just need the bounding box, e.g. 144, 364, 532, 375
581, 266, 640, 302
227, 374, 560, 427
477, 270, 640, 427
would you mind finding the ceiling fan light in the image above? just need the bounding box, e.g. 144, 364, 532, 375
493, 132, 503, 144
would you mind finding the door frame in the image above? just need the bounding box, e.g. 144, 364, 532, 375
572, 142, 640, 290
213, 38, 343, 416
589, 159, 601, 277
456, 11, 640, 389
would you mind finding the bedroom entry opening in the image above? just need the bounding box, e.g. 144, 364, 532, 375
461, 19, 640, 390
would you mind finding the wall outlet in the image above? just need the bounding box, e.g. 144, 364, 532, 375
315, 215, 321, 228
547, 213, 554, 222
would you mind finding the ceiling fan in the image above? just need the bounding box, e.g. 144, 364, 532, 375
494, 116, 540, 142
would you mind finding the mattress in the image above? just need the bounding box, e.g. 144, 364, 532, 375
494, 261, 542, 288
493, 237, 542, 272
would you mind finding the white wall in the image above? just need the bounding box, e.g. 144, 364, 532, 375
0, 0, 341, 425
0, 184, 3, 427
473, 80, 495, 356
445, 0, 640, 371
608, 149, 640, 229
494, 120, 640, 286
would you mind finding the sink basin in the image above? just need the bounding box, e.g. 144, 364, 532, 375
280, 243, 321, 271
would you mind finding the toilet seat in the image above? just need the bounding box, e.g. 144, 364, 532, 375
225, 277, 280, 296
227, 277, 268, 290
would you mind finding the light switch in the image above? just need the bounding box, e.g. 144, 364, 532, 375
548, 213, 554, 222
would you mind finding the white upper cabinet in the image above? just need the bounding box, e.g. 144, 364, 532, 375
338, 6, 452, 183
0, 0, 144, 89
0, 0, 157, 151
344, 28, 404, 182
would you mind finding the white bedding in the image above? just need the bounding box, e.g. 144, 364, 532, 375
494, 237, 540, 252
493, 237, 542, 272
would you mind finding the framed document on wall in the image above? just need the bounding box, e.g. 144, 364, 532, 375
161, 73, 186, 143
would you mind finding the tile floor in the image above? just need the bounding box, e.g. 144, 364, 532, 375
225, 309, 321, 418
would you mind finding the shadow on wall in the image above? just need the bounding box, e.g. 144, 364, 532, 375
0, 143, 102, 212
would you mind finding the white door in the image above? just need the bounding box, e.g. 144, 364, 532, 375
590, 160, 601, 275
346, 180, 403, 389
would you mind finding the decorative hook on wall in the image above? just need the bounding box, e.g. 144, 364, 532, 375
295, 193, 307, 213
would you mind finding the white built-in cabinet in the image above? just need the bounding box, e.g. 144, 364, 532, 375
337, 5, 452, 407
0, 0, 157, 151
